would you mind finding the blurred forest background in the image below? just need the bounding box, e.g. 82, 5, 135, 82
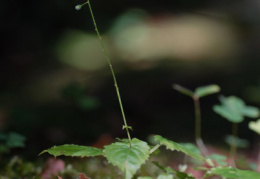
1, 0, 260, 160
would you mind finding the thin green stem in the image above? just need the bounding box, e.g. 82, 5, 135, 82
193, 95, 208, 156
86, 0, 132, 145
230, 123, 238, 167
149, 144, 161, 154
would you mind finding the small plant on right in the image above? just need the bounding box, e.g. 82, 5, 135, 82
173, 84, 220, 156
213, 95, 260, 166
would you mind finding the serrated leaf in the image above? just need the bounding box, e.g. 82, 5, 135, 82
154, 135, 211, 166
173, 84, 193, 98
104, 138, 150, 179
249, 119, 260, 135
204, 166, 260, 179
194, 85, 220, 98
213, 96, 259, 123
39, 144, 103, 157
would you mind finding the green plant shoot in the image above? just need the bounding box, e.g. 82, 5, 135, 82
173, 84, 220, 155
213, 95, 260, 166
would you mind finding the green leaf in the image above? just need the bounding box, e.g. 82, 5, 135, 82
173, 84, 193, 98
6, 132, 26, 148
213, 105, 243, 123
179, 143, 201, 155
138, 177, 153, 179
204, 166, 260, 179
224, 135, 249, 148
194, 85, 220, 98
249, 119, 260, 135
213, 96, 259, 123
39, 144, 103, 157
157, 174, 173, 179
206, 154, 227, 166
154, 135, 212, 166
153, 161, 195, 179
243, 106, 260, 118
104, 138, 150, 179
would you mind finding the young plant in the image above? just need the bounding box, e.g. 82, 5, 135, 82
213, 95, 260, 166
173, 84, 220, 155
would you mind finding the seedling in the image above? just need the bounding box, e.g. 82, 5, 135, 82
173, 84, 220, 155
213, 95, 259, 166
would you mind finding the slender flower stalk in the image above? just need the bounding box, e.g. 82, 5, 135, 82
76, 0, 132, 146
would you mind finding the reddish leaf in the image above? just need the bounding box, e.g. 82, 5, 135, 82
78, 173, 91, 179
57, 176, 63, 179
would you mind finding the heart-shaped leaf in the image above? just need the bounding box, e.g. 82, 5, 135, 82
194, 85, 220, 98
249, 119, 260, 135
154, 135, 213, 166
104, 138, 150, 179
204, 166, 260, 178
39, 144, 103, 157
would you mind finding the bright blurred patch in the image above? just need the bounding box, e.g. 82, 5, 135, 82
110, 10, 239, 61
56, 30, 110, 71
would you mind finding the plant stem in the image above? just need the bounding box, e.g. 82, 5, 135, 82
87, 0, 132, 145
230, 123, 238, 167
149, 144, 161, 154
193, 95, 208, 156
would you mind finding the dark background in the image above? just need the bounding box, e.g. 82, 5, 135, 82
1, 0, 260, 159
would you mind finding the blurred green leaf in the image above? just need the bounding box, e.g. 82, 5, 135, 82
224, 135, 249, 148
179, 143, 201, 155
153, 161, 195, 179
173, 84, 193, 98
6, 132, 26, 148
77, 96, 100, 110
154, 135, 213, 166
39, 144, 103, 157
213, 96, 259, 123
194, 85, 220, 98
204, 166, 260, 178
243, 106, 260, 118
249, 119, 260, 135
206, 154, 227, 166
157, 174, 173, 179
104, 138, 150, 179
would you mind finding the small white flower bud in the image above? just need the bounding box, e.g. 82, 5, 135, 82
75, 5, 82, 10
